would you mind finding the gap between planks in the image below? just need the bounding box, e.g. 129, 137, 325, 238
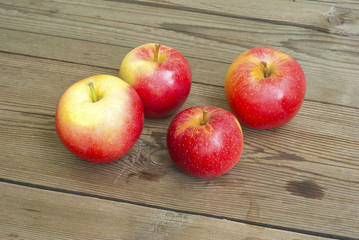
0, 179, 348, 240
1, 51, 359, 238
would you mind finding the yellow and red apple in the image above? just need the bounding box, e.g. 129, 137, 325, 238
225, 47, 306, 129
119, 43, 192, 118
55, 75, 144, 164
167, 106, 243, 178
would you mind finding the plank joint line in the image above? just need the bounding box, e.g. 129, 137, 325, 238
0, 177, 354, 240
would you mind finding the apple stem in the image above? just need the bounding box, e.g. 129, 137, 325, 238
262, 61, 269, 78
87, 82, 97, 103
200, 110, 208, 126
154, 44, 160, 62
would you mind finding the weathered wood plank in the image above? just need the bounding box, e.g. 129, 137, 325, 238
301, 0, 359, 10
0, 0, 358, 107
4, 0, 359, 35
134, 0, 359, 35
0, 182, 331, 240
1, 52, 358, 238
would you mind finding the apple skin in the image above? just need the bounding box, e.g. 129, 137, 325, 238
167, 106, 243, 178
225, 47, 306, 129
55, 75, 144, 164
119, 43, 192, 118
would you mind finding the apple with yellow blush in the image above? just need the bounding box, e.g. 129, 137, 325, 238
119, 43, 192, 118
55, 74, 144, 164
225, 47, 306, 129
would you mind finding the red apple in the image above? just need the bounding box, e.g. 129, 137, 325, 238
225, 47, 306, 129
119, 43, 192, 118
167, 106, 243, 178
55, 74, 144, 164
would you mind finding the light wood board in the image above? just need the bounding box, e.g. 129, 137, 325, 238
1, 182, 331, 240
1, 0, 358, 239
0, 51, 358, 238
0, 0, 358, 107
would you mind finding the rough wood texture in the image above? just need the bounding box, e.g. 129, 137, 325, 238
1, 52, 358, 239
1, 0, 358, 239
0, 0, 358, 107
1, 182, 330, 240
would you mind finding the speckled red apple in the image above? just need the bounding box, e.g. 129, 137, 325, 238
167, 106, 243, 178
225, 47, 306, 129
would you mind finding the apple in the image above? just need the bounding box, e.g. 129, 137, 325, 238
225, 47, 306, 129
55, 74, 144, 164
167, 106, 243, 178
119, 43, 192, 118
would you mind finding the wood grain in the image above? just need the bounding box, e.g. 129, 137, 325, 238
1, 182, 331, 240
0, 0, 358, 107
1, 52, 358, 238
130, 0, 359, 35
301, 0, 359, 10
1, 0, 359, 239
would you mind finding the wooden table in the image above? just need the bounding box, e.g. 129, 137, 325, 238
1, 0, 358, 239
